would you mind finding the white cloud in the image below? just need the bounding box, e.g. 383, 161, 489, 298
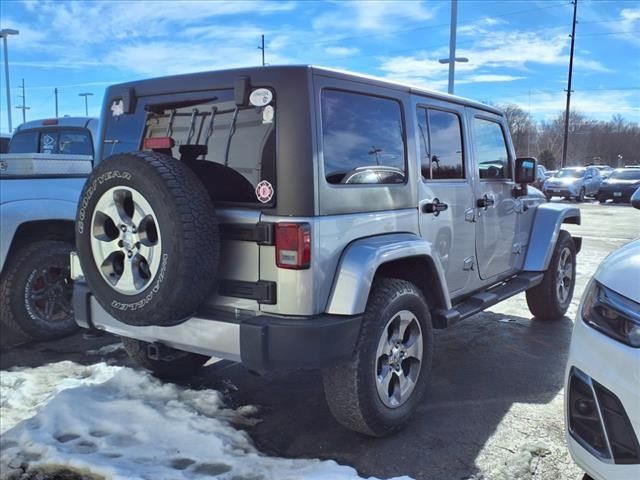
503, 90, 640, 122
325, 46, 361, 57
313, 0, 436, 33
461, 74, 526, 83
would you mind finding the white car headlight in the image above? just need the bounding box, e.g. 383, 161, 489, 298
582, 281, 640, 348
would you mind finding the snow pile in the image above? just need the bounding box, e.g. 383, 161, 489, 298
1, 362, 411, 480
1, 362, 120, 434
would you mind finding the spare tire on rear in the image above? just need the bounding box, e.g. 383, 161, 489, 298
76, 151, 219, 326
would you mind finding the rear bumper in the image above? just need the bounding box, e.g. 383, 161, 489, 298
73, 282, 362, 373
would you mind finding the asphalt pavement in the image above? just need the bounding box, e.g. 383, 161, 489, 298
2, 200, 638, 480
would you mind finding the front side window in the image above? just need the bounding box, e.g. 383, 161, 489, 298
322, 89, 405, 185
8, 131, 38, 153
417, 107, 464, 180
474, 118, 511, 180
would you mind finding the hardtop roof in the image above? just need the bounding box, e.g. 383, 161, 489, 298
105, 65, 503, 116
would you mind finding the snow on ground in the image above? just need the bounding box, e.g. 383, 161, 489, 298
0, 361, 411, 480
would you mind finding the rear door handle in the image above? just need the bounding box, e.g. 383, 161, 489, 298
422, 198, 448, 216
476, 194, 495, 209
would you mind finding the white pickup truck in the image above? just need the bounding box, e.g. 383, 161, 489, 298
0, 117, 97, 345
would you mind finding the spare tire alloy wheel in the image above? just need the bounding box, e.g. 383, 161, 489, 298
91, 186, 162, 295
375, 310, 423, 408
76, 151, 219, 327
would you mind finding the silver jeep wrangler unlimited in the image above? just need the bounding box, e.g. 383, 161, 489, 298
72, 66, 580, 436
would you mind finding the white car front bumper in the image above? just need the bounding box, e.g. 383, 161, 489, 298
565, 309, 640, 480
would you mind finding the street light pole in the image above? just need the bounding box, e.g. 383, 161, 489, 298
1, 28, 19, 133
438, 0, 468, 95
79, 92, 93, 116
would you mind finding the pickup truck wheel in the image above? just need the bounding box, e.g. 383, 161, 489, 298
75, 151, 219, 327
121, 338, 209, 379
322, 278, 433, 437
526, 230, 576, 320
0, 241, 77, 341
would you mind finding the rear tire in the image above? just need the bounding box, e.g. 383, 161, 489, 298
322, 278, 433, 437
577, 187, 585, 202
122, 338, 209, 379
526, 230, 576, 321
598, 195, 607, 204
75, 151, 219, 327
0, 241, 77, 341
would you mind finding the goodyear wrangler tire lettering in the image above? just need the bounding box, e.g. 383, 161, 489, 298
75, 152, 220, 327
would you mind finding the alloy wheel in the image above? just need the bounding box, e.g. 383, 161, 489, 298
375, 310, 423, 408
90, 186, 162, 295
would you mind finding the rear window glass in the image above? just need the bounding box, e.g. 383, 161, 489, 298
8, 131, 38, 153
321, 90, 405, 185
59, 130, 93, 155
0, 137, 9, 154
139, 89, 275, 204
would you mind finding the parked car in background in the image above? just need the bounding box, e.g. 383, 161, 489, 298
590, 164, 614, 179
533, 164, 547, 189
0, 133, 10, 154
598, 168, 640, 204
565, 193, 640, 479
543, 166, 603, 202
0, 117, 97, 345
544, 169, 557, 179
9, 117, 99, 158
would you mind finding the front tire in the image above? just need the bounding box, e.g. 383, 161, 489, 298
577, 187, 585, 202
526, 230, 576, 320
122, 338, 209, 379
0, 241, 77, 341
322, 278, 433, 437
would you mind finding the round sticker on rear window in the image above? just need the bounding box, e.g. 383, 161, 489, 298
249, 88, 273, 107
256, 180, 274, 203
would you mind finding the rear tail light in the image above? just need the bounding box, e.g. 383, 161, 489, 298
275, 223, 310, 269
143, 137, 175, 150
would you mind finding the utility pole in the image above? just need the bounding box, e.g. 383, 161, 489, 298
258, 34, 265, 66
1, 28, 19, 132
561, 0, 578, 169
438, 0, 468, 95
54, 87, 59, 118
15, 78, 29, 123
79, 92, 93, 116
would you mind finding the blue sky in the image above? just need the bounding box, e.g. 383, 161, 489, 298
1, 0, 638, 131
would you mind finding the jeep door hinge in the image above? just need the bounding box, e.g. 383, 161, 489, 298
464, 207, 475, 223
463, 257, 475, 271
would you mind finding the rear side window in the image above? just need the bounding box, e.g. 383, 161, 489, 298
0, 137, 9, 154
417, 107, 464, 180
8, 131, 38, 153
322, 90, 405, 185
474, 118, 511, 180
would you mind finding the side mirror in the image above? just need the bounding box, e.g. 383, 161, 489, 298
515, 157, 536, 184
632, 188, 640, 210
